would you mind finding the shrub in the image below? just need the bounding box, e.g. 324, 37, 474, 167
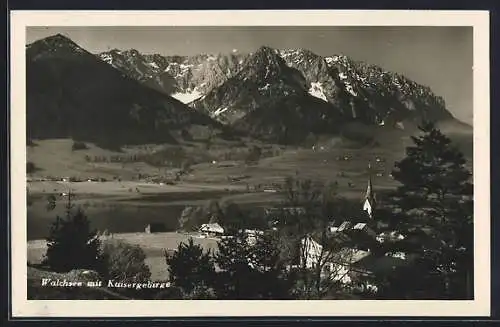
245, 145, 262, 165
72, 141, 89, 151
180, 129, 193, 141
101, 240, 151, 284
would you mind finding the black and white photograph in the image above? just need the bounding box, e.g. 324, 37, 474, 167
10, 10, 490, 317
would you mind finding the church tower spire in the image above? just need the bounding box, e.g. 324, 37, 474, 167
362, 161, 376, 218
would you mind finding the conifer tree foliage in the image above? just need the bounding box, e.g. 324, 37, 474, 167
165, 231, 291, 299
43, 195, 104, 274
165, 238, 216, 298
374, 121, 473, 299
214, 231, 292, 299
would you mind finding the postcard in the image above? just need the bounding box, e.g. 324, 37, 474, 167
10, 9, 490, 317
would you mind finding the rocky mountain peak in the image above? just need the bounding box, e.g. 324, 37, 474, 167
248, 46, 284, 65
237, 46, 291, 83
26, 33, 89, 60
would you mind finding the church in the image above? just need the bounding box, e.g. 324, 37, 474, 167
327, 162, 378, 235
362, 162, 377, 219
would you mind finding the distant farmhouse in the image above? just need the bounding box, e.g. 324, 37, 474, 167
199, 223, 225, 237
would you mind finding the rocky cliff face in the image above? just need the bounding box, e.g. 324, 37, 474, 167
280, 49, 453, 126
98, 50, 249, 103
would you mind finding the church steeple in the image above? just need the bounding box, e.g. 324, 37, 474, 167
362, 161, 376, 218
365, 162, 374, 200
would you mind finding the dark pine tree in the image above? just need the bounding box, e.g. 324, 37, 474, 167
214, 231, 292, 299
165, 238, 216, 299
43, 194, 104, 274
373, 121, 473, 299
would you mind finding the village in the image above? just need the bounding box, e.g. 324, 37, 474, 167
125, 165, 410, 294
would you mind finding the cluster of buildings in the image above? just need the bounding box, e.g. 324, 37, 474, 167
144, 162, 408, 295
298, 165, 409, 293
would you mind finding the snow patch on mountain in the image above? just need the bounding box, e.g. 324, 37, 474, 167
170, 89, 203, 103
325, 55, 341, 65
308, 82, 328, 102
345, 82, 358, 96
213, 107, 229, 117
148, 62, 159, 69
100, 53, 113, 65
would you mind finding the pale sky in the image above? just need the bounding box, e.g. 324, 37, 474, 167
26, 26, 473, 124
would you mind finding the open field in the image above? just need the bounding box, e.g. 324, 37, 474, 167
26, 131, 472, 240
27, 135, 410, 193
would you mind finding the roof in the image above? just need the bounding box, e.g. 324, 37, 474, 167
331, 248, 371, 265
353, 223, 367, 230
200, 223, 225, 234
338, 221, 352, 231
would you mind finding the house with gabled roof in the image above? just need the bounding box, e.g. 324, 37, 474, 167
199, 223, 225, 237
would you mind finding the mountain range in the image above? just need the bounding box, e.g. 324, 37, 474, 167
26, 34, 468, 148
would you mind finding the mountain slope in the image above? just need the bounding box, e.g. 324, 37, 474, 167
190, 46, 345, 143
27, 34, 223, 149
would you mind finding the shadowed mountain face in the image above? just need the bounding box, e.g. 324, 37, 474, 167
26, 34, 223, 149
